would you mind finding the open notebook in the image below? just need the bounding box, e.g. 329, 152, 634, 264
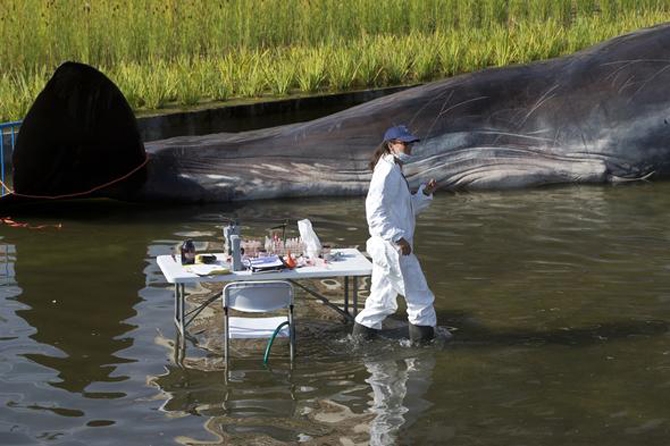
246, 255, 285, 272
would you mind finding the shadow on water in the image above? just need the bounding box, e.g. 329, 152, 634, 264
0, 194, 359, 224
0, 197, 243, 221
439, 311, 669, 348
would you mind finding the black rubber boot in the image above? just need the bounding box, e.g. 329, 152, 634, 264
352, 322, 378, 341
409, 324, 435, 346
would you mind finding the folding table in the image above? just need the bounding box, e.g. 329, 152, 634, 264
156, 248, 373, 337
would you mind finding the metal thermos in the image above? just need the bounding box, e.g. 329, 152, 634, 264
223, 221, 240, 255
231, 235, 242, 271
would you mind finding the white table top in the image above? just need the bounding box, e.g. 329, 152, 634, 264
157, 248, 372, 284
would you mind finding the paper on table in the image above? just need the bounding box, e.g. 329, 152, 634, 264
185, 264, 231, 276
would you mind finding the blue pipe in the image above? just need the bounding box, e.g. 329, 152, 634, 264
0, 121, 22, 196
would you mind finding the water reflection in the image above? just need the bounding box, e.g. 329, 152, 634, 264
153, 340, 438, 445
364, 351, 435, 446
115, 188, 670, 443
10, 230, 140, 395
4, 184, 670, 444
0, 216, 190, 445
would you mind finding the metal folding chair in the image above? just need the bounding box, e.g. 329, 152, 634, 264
222, 280, 295, 368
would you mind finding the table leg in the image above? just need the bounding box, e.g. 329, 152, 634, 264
173, 283, 186, 366
174, 285, 179, 331
353, 276, 358, 317
174, 284, 185, 336
344, 277, 349, 315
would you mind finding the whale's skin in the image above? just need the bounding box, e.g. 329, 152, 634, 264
138, 24, 670, 202
10, 24, 670, 204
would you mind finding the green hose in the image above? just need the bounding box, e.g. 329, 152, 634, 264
263, 321, 290, 365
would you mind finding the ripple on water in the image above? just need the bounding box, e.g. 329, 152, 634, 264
6, 186, 670, 444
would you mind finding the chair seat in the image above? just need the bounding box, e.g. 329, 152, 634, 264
227, 316, 289, 339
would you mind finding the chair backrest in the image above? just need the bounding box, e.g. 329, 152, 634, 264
223, 280, 293, 313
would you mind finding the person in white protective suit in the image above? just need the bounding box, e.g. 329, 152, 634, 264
353, 125, 439, 345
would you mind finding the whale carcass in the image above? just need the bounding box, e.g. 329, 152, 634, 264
7, 24, 670, 204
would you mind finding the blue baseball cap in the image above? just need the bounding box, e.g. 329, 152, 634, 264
383, 125, 420, 143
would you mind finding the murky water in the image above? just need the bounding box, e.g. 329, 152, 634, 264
2, 183, 670, 445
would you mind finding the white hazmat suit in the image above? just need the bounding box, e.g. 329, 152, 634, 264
355, 153, 437, 330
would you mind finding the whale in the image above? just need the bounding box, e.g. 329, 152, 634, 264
5, 23, 670, 204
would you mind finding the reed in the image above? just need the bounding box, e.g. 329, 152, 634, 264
0, 0, 669, 121
295, 47, 328, 93
325, 44, 361, 92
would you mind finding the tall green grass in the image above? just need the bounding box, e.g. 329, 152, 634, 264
0, 0, 669, 121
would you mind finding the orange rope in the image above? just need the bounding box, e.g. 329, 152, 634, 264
1, 217, 62, 230
0, 154, 149, 200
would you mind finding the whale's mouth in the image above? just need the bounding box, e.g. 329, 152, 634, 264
5, 62, 146, 203
405, 145, 655, 190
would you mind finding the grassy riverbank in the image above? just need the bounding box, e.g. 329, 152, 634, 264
1, 0, 669, 121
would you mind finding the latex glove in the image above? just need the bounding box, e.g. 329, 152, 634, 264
396, 237, 412, 255
423, 179, 438, 196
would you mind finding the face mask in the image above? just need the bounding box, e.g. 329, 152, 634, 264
394, 152, 414, 164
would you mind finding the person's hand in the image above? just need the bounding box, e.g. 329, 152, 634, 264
396, 238, 411, 255
423, 179, 438, 196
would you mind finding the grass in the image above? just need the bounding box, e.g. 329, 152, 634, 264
0, 0, 669, 121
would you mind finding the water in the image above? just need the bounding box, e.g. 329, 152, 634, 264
2, 183, 670, 445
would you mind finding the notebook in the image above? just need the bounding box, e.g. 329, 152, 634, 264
247, 255, 285, 272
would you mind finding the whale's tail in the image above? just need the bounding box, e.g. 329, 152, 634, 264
4, 62, 146, 204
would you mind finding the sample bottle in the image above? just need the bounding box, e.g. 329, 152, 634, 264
180, 240, 196, 265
